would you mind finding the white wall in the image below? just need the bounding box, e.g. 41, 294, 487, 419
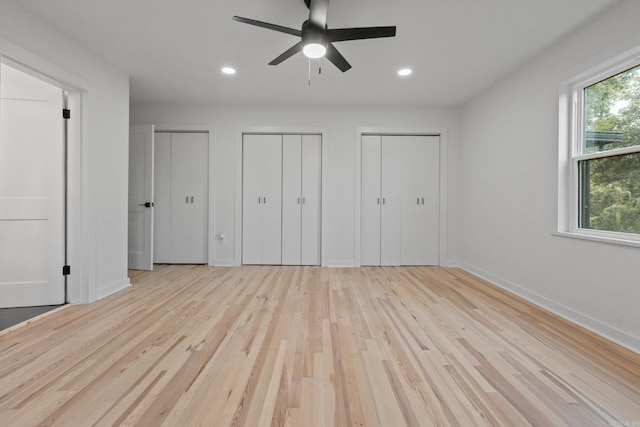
131, 104, 460, 267
0, 2, 130, 302
456, 0, 640, 352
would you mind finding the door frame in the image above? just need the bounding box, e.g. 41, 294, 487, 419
153, 125, 215, 266
355, 127, 449, 267
234, 127, 328, 266
0, 50, 87, 303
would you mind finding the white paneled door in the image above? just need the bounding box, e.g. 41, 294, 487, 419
361, 135, 440, 266
282, 135, 302, 265
282, 134, 321, 265
398, 136, 440, 265
243, 133, 321, 266
153, 132, 208, 264
242, 134, 283, 265
300, 135, 321, 265
0, 63, 65, 307
128, 125, 155, 270
361, 136, 382, 265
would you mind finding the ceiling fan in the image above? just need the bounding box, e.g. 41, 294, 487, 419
233, 0, 396, 72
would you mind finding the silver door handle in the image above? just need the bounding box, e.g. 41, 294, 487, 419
302, 197, 305, 204
186, 196, 188, 203
417, 198, 420, 205
421, 198, 424, 205
297, 197, 300, 204
263, 197, 266, 204
382, 198, 386, 204
377, 198, 380, 205
258, 197, 261, 204
191, 196, 194, 203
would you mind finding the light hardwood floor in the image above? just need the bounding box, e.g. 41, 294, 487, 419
1, 265, 639, 426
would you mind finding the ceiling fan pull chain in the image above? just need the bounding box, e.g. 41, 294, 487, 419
308, 59, 312, 86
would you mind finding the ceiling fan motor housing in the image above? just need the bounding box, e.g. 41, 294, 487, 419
232, 0, 396, 72
301, 20, 328, 50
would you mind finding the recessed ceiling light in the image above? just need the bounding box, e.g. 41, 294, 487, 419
221, 67, 236, 75
397, 68, 412, 76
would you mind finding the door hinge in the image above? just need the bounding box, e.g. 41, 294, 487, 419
62, 265, 71, 276
63, 109, 71, 119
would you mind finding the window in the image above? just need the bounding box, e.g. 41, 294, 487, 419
559, 51, 640, 246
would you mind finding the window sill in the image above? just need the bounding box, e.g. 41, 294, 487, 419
553, 230, 640, 249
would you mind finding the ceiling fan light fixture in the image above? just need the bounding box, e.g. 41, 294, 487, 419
398, 68, 412, 76
232, 0, 397, 72
221, 67, 236, 75
303, 42, 327, 59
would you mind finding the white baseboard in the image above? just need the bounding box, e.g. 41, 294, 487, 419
326, 259, 355, 267
96, 278, 131, 300
212, 259, 236, 267
460, 263, 640, 355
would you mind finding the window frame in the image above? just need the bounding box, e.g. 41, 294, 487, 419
558, 48, 640, 247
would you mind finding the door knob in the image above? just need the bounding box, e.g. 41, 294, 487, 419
138, 202, 154, 207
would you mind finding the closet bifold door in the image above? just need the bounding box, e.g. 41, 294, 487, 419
300, 135, 321, 265
153, 132, 208, 264
400, 135, 440, 265
361, 135, 382, 266
282, 135, 302, 265
380, 136, 403, 266
282, 134, 321, 266
170, 132, 209, 264
242, 134, 282, 265
360, 134, 440, 266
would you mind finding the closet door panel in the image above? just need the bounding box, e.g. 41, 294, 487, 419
400, 136, 439, 265
380, 136, 403, 266
260, 136, 283, 265
192, 133, 209, 264
415, 136, 440, 265
361, 135, 382, 266
170, 133, 208, 263
301, 135, 321, 265
282, 135, 302, 265
242, 134, 282, 265
242, 135, 267, 264
153, 132, 171, 263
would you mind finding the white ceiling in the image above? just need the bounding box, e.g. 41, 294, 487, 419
13, 0, 619, 107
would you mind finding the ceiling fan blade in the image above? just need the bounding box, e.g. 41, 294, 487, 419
325, 43, 351, 72
308, 0, 329, 29
328, 26, 396, 42
233, 16, 302, 37
269, 41, 304, 65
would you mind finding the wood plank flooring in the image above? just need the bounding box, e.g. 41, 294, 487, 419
1, 265, 639, 426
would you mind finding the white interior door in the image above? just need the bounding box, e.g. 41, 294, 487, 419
259, 136, 283, 265
361, 135, 382, 266
281, 134, 321, 266
361, 134, 440, 267
128, 124, 155, 270
301, 134, 321, 265
401, 136, 440, 265
0, 63, 65, 307
242, 134, 282, 265
381, 136, 404, 266
169, 132, 208, 263
242, 135, 264, 264
282, 135, 302, 265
